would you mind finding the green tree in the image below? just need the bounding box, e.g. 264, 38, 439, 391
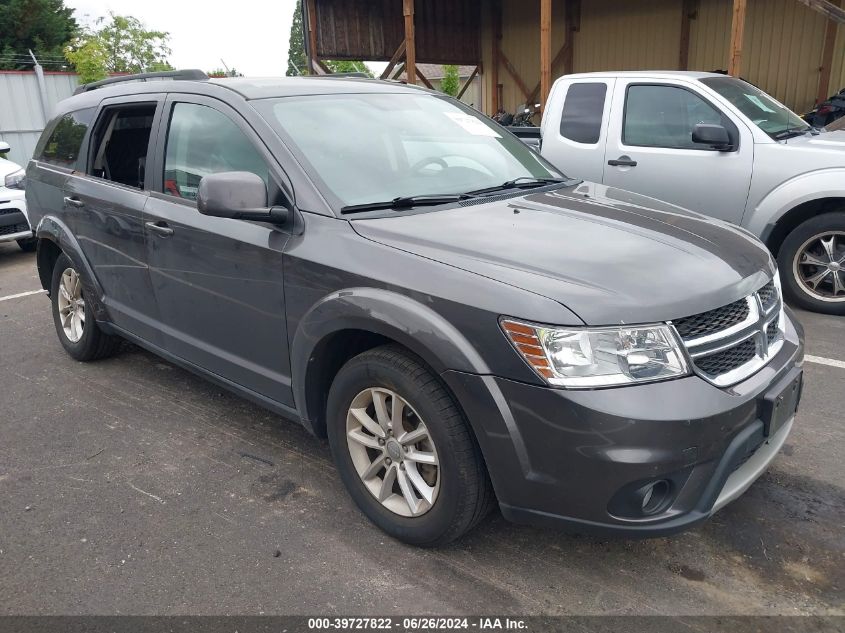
0, 0, 78, 70
325, 60, 373, 77
65, 12, 172, 83
286, 0, 307, 76
440, 65, 460, 97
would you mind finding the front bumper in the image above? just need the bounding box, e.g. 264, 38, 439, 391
0, 188, 32, 243
443, 308, 804, 537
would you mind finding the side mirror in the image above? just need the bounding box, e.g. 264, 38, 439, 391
692, 123, 735, 151
0, 141, 10, 154
197, 171, 289, 224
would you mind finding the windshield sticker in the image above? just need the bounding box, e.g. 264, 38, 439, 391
445, 112, 502, 137
745, 95, 777, 113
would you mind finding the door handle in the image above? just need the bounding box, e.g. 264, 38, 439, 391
145, 221, 175, 237
63, 196, 85, 208
608, 157, 638, 167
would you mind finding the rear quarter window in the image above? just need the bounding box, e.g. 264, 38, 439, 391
560, 83, 607, 144
37, 108, 96, 169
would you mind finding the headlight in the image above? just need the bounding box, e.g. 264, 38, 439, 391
4, 168, 25, 190
502, 319, 690, 388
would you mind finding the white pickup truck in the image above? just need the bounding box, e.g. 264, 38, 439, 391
538, 71, 845, 315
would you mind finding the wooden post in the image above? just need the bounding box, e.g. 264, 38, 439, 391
491, 0, 501, 113
403, 0, 416, 85
679, 0, 696, 70
540, 0, 552, 110
305, 0, 319, 75
728, 0, 747, 76
818, 2, 841, 103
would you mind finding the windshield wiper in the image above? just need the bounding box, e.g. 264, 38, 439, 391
465, 176, 570, 196
772, 126, 811, 140
340, 193, 473, 214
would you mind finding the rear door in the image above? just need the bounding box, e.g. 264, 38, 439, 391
541, 78, 615, 183
66, 94, 165, 344
143, 94, 294, 406
602, 80, 754, 222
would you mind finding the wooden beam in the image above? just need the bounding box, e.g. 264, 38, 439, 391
818, 1, 841, 102
305, 0, 319, 75
403, 0, 416, 85
728, 0, 747, 76
540, 0, 552, 110
527, 41, 570, 105
456, 65, 480, 99
380, 40, 407, 79
415, 65, 434, 90
564, 0, 580, 74
314, 58, 330, 75
500, 50, 531, 99
392, 63, 406, 80
491, 0, 501, 113
796, 0, 845, 23
679, 0, 697, 70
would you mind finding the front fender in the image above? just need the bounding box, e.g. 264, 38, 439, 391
36, 215, 108, 321
746, 168, 845, 240
290, 286, 491, 431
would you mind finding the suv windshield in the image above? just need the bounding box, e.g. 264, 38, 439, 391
699, 76, 810, 139
253, 93, 563, 209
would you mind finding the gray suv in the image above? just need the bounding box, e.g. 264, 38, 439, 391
26, 71, 804, 545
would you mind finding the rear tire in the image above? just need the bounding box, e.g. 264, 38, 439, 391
50, 253, 121, 361
327, 345, 494, 546
777, 212, 845, 315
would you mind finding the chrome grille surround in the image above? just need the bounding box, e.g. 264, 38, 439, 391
671, 281, 784, 388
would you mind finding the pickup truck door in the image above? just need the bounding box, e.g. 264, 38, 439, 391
540, 78, 615, 184
602, 79, 754, 223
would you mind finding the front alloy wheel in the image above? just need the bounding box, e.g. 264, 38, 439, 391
793, 231, 845, 301
346, 387, 440, 517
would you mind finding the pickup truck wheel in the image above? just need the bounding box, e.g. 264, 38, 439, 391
327, 345, 494, 546
778, 212, 845, 315
50, 253, 121, 361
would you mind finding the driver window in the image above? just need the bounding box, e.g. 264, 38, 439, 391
623, 85, 727, 150
163, 102, 269, 201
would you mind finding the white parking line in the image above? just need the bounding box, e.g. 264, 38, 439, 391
0, 289, 46, 302
806, 354, 845, 370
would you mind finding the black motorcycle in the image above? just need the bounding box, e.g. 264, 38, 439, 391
805, 88, 845, 128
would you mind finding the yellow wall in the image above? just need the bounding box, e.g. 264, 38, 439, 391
479, 0, 844, 116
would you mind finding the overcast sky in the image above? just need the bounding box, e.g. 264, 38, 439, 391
65, 0, 299, 76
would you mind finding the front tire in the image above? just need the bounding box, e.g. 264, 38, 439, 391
777, 212, 845, 315
327, 345, 494, 546
50, 253, 121, 361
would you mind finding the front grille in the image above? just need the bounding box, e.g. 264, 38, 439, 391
674, 279, 783, 387
0, 208, 22, 216
758, 280, 777, 311
0, 222, 28, 236
695, 338, 757, 376
673, 298, 749, 339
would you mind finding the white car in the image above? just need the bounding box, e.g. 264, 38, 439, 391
0, 141, 35, 251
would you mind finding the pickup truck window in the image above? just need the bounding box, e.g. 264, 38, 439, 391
699, 76, 809, 139
560, 83, 607, 144
254, 93, 559, 209
623, 84, 728, 150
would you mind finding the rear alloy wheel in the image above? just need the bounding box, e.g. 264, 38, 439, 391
327, 345, 494, 546
778, 213, 845, 315
50, 253, 121, 361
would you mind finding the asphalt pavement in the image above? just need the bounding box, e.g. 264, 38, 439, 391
1, 242, 843, 617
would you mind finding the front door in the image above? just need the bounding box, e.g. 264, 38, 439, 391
602, 80, 754, 223
143, 95, 294, 406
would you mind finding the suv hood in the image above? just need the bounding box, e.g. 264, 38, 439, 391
351, 182, 773, 325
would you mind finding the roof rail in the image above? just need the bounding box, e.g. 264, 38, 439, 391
74, 69, 209, 94
320, 72, 371, 78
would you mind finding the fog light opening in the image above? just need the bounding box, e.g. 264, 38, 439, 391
640, 480, 671, 515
